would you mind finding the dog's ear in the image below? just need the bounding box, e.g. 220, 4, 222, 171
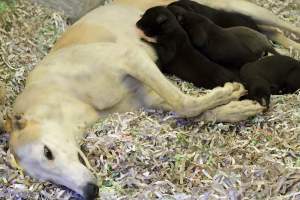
156, 14, 168, 25
4, 114, 27, 133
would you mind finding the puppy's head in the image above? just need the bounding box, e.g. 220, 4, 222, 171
167, 5, 188, 21
169, 10, 209, 48
5, 115, 99, 200
168, 0, 195, 12
136, 6, 180, 37
247, 78, 271, 108
176, 10, 210, 29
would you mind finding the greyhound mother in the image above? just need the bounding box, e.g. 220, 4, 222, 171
5, 0, 300, 199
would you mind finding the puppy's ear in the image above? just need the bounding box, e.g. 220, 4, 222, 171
3, 114, 27, 133
156, 14, 168, 24
176, 14, 183, 22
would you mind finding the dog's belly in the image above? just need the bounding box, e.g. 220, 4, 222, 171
55, 4, 158, 62
24, 42, 144, 114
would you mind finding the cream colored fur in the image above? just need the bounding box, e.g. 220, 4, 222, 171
7, 0, 300, 198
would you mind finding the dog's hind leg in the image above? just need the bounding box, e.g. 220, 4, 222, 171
259, 25, 300, 51
200, 0, 300, 37
123, 48, 248, 118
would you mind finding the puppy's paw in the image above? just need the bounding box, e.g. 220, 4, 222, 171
255, 96, 270, 109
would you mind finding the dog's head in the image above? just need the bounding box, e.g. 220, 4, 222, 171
136, 6, 180, 37
5, 115, 99, 200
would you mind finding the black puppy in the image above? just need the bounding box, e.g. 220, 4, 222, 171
136, 6, 238, 89
168, 0, 259, 31
240, 55, 300, 107
168, 5, 278, 69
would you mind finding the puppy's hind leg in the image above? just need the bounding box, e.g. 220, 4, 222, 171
123, 48, 247, 118
284, 67, 300, 93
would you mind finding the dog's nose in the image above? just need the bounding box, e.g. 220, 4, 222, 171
83, 182, 99, 200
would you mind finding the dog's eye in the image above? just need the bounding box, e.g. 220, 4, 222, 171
44, 146, 54, 160
78, 152, 86, 167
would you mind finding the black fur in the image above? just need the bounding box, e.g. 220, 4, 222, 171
136, 6, 238, 89
240, 55, 300, 107
168, 0, 260, 31
168, 5, 279, 69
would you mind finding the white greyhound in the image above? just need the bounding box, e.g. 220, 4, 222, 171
4, 0, 300, 199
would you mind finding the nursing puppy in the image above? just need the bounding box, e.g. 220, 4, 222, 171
136, 6, 238, 89
168, 0, 260, 31
240, 55, 300, 107
167, 0, 300, 51
168, 5, 278, 68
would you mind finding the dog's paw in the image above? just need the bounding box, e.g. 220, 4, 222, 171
212, 100, 265, 122
211, 82, 247, 104
226, 82, 247, 99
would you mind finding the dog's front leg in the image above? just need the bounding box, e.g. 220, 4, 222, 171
124, 48, 247, 118
199, 100, 265, 122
